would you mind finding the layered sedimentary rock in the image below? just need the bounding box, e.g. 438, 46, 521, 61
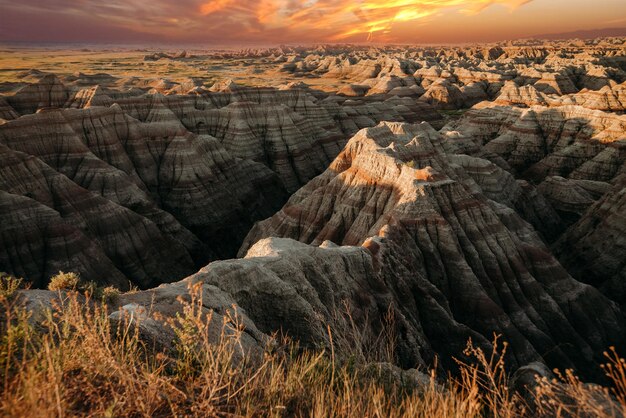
2, 73, 443, 191
448, 153, 563, 239
446, 104, 626, 184
492, 81, 550, 107
567, 82, 626, 112
163, 85, 440, 191
15, 236, 427, 369
193, 237, 426, 366
156, 89, 346, 193
0, 70, 446, 287
491, 80, 626, 112
264, 38, 625, 112
7, 74, 69, 115
144, 50, 190, 61
554, 175, 626, 308
0, 96, 18, 121
537, 176, 611, 221
65, 85, 114, 109
419, 79, 466, 110
241, 122, 625, 380
0, 105, 288, 288
0, 143, 192, 289
533, 71, 578, 95
1, 38, 625, 384
444, 103, 625, 235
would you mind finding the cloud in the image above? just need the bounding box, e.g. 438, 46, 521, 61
0, 0, 535, 42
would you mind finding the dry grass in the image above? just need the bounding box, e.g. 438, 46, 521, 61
0, 276, 624, 418
533, 349, 626, 417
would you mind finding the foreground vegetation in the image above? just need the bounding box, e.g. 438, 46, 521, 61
0, 273, 625, 417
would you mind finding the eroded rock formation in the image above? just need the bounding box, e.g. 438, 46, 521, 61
0, 105, 287, 288
241, 122, 625, 380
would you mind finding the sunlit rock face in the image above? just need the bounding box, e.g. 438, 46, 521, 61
446, 104, 625, 182
241, 122, 625, 380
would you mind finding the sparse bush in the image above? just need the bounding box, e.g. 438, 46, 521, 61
47, 271, 80, 291
101, 286, 121, 304
46, 272, 121, 303
0, 273, 26, 301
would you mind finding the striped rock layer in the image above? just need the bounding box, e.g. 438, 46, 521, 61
0, 105, 287, 289
2, 74, 443, 191
241, 122, 625, 381
0, 74, 444, 288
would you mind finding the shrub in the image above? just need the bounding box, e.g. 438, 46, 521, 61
0, 273, 26, 301
47, 271, 80, 291
100, 286, 121, 304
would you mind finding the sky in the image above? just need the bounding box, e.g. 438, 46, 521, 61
0, 0, 625, 44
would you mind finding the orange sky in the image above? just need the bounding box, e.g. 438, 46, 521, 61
0, 0, 625, 43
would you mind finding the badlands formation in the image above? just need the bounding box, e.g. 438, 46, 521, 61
1, 37, 625, 382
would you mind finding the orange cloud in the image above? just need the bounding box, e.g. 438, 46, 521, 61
1, 0, 549, 43
342, 0, 535, 40
200, 0, 236, 15
196, 0, 535, 41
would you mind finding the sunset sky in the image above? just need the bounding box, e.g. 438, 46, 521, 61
0, 0, 625, 44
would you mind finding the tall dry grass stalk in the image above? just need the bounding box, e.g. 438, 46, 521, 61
0, 277, 624, 417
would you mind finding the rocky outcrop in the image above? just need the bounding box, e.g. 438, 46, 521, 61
446, 104, 626, 184
1, 39, 625, 385
195, 237, 426, 366
537, 176, 611, 221
444, 104, 625, 235
8, 79, 439, 193
160, 92, 345, 193
492, 81, 550, 107
449, 153, 563, 240
17, 282, 268, 361
568, 82, 626, 112
241, 122, 625, 380
16, 236, 425, 367
144, 50, 189, 61
0, 142, 194, 289
419, 79, 466, 110
64, 85, 114, 109
7, 74, 69, 115
0, 72, 444, 287
534, 71, 578, 95
418, 79, 489, 110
